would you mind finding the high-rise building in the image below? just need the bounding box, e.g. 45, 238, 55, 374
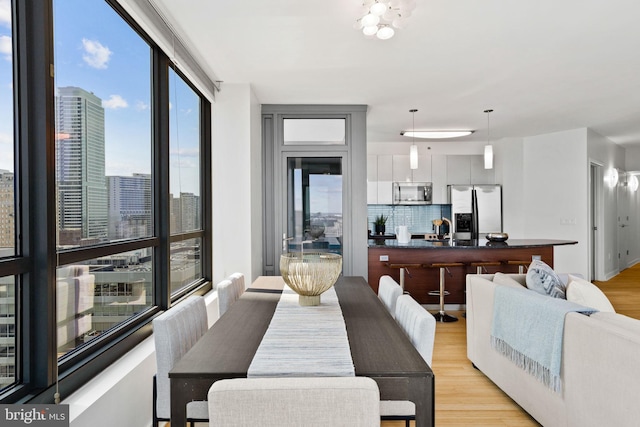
56, 87, 108, 246
107, 174, 152, 240
0, 170, 15, 388
0, 170, 14, 251
171, 192, 201, 233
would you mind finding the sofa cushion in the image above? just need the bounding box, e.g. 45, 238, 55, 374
493, 272, 524, 289
566, 275, 615, 312
525, 260, 566, 299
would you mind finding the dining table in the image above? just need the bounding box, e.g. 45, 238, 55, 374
169, 275, 435, 427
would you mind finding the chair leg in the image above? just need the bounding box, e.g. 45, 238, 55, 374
152, 375, 158, 427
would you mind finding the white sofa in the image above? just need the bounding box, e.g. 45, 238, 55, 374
466, 273, 640, 427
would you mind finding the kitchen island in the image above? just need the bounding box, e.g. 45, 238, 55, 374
368, 238, 577, 305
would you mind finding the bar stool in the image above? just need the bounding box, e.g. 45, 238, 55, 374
423, 262, 464, 322
505, 260, 530, 274
386, 262, 421, 291
470, 261, 502, 274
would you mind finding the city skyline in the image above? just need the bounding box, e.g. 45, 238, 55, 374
0, 0, 202, 197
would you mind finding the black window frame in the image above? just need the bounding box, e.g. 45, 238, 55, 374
0, 0, 212, 404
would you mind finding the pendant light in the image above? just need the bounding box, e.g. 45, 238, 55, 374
409, 109, 418, 169
484, 109, 494, 170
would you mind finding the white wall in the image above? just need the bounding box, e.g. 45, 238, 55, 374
212, 83, 262, 284
586, 129, 629, 279
496, 129, 590, 276
368, 140, 485, 156
628, 178, 640, 265
494, 137, 525, 238
626, 146, 640, 172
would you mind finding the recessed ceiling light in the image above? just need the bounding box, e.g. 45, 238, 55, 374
400, 130, 474, 139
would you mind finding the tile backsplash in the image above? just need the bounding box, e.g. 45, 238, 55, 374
368, 204, 452, 235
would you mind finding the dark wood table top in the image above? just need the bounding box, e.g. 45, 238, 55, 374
169, 276, 434, 426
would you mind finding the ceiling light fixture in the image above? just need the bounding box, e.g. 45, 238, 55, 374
400, 130, 474, 139
409, 109, 418, 170
354, 0, 415, 40
484, 109, 494, 170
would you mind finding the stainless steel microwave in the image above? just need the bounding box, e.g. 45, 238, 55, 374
393, 182, 433, 205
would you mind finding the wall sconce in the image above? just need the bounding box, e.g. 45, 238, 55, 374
606, 168, 619, 188
629, 175, 638, 192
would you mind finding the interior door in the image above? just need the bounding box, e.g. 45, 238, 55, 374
589, 163, 601, 281
618, 175, 630, 271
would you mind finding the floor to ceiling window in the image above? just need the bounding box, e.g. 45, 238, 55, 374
169, 68, 203, 295
0, 0, 212, 402
53, 0, 155, 359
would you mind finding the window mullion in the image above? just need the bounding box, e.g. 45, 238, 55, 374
16, 0, 58, 391
153, 51, 170, 310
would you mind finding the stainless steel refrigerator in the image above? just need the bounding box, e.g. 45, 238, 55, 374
448, 185, 502, 239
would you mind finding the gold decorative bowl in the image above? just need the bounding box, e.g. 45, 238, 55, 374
486, 232, 509, 242
280, 252, 342, 306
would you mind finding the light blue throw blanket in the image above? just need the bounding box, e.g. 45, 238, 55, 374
490, 286, 597, 392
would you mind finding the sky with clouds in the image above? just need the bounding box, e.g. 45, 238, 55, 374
0, 0, 12, 172
0, 0, 201, 196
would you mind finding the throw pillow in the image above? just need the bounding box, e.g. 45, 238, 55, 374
566, 274, 615, 312
525, 259, 566, 299
493, 272, 525, 289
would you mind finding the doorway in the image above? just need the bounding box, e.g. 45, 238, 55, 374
617, 173, 630, 272
285, 157, 343, 258
261, 105, 368, 278
589, 162, 603, 281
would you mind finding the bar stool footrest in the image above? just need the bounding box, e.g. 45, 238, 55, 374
428, 290, 450, 297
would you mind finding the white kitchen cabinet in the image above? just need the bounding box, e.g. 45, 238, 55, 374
393, 152, 434, 183
367, 154, 378, 204
377, 155, 393, 204
446, 155, 493, 186
431, 154, 448, 204
392, 155, 412, 183
412, 153, 433, 183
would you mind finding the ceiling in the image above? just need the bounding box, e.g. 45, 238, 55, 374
152, 0, 640, 149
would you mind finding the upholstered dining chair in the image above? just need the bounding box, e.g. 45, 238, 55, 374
153, 295, 209, 427
207, 376, 381, 427
378, 275, 403, 318
229, 272, 245, 295
217, 273, 245, 317
381, 294, 437, 426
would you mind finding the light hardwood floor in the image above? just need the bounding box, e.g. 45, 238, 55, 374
383, 264, 640, 427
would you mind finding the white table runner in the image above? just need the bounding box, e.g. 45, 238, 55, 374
247, 285, 355, 377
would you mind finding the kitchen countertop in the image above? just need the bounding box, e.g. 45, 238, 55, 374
368, 238, 578, 249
